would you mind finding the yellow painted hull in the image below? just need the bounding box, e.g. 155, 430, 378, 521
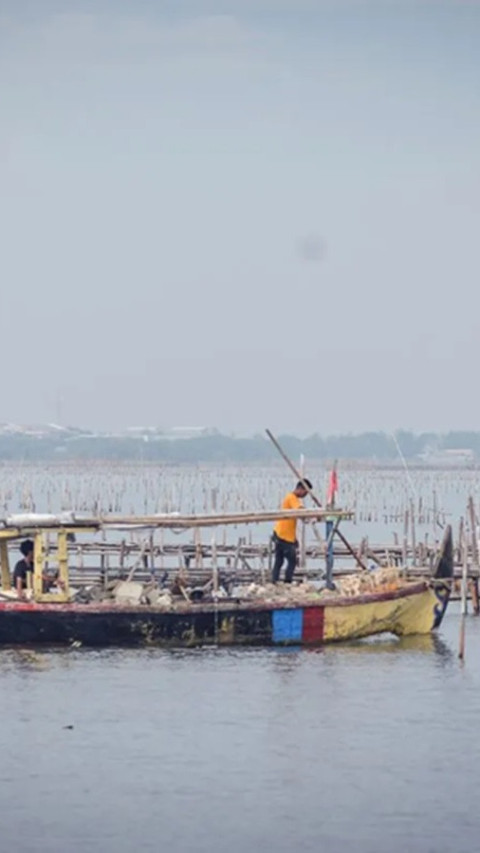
322, 583, 445, 643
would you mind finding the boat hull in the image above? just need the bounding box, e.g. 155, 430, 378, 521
0, 580, 450, 648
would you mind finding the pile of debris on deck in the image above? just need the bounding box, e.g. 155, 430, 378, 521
68, 565, 406, 609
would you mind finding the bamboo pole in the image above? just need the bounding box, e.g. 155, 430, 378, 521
468, 496, 479, 565
299, 453, 307, 569
126, 539, 148, 583
468, 496, 479, 615
335, 526, 368, 571
233, 537, 242, 575
194, 527, 202, 569
100, 527, 106, 587
458, 517, 464, 569
15, 508, 352, 530
159, 530, 164, 570
459, 540, 468, 661
149, 533, 155, 579
402, 509, 409, 566
212, 535, 219, 595
410, 500, 416, 566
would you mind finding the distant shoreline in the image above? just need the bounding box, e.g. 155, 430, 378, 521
0, 428, 477, 464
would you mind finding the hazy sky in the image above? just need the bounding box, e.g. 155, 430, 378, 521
1, 1, 479, 434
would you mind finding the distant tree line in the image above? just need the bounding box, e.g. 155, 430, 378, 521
0, 430, 478, 462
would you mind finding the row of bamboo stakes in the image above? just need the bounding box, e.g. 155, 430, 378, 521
18, 494, 477, 582
0, 462, 477, 525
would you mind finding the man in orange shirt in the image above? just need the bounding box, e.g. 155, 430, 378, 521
272, 479, 313, 583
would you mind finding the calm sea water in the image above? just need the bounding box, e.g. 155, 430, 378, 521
1, 607, 479, 853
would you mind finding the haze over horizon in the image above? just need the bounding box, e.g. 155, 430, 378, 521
2, 1, 479, 435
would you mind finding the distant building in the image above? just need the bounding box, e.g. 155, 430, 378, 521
119, 426, 217, 442
419, 448, 476, 467
167, 427, 216, 439
0, 423, 87, 439
125, 426, 163, 436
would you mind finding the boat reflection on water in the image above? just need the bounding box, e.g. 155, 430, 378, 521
274, 631, 453, 660
339, 631, 452, 658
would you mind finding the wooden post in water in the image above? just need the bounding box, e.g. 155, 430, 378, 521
119, 539, 126, 575
233, 537, 242, 577
149, 533, 155, 579
459, 539, 468, 661
457, 517, 464, 574
468, 496, 480, 615
195, 527, 202, 569
402, 509, 409, 566
357, 537, 367, 566
159, 530, 164, 571
212, 535, 219, 594
260, 549, 267, 586
100, 527, 107, 589
410, 500, 416, 566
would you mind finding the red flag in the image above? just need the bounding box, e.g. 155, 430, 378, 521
327, 467, 338, 506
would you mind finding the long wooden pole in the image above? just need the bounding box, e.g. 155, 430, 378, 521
459, 538, 468, 661
0, 508, 352, 535
468, 496, 479, 566
212, 534, 219, 594
265, 430, 316, 496
299, 453, 307, 569
467, 496, 480, 616
265, 428, 368, 571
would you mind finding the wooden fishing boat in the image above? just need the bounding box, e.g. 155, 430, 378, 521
0, 513, 453, 648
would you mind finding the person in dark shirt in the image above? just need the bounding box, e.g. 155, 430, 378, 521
13, 539, 34, 596
13, 539, 65, 597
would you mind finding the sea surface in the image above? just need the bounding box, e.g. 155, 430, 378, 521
1, 606, 479, 853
